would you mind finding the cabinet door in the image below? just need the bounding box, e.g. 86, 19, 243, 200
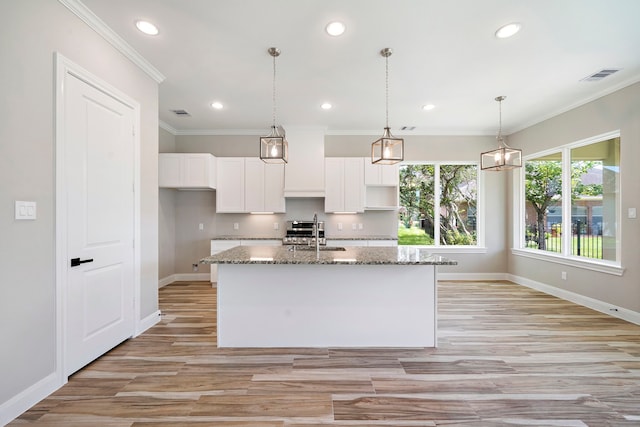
344, 157, 364, 213
159, 153, 182, 188
183, 154, 213, 188
324, 158, 345, 212
244, 158, 265, 212
216, 158, 245, 212
364, 160, 382, 186
264, 163, 285, 213
380, 163, 399, 186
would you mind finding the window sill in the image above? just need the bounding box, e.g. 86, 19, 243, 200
400, 245, 487, 254
511, 248, 624, 276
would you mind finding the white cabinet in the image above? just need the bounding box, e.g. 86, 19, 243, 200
245, 158, 285, 213
367, 240, 398, 247
216, 157, 245, 212
159, 153, 216, 189
217, 157, 285, 213
324, 157, 364, 213
364, 161, 399, 186
283, 127, 325, 197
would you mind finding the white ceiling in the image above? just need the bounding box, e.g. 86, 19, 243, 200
81, 0, 640, 136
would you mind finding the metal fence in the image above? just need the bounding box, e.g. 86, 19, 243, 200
525, 220, 603, 259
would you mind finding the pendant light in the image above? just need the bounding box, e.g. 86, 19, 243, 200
260, 47, 288, 163
481, 96, 522, 171
371, 48, 404, 165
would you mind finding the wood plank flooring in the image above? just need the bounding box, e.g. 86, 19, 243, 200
11, 280, 640, 426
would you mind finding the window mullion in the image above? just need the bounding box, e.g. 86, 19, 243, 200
434, 164, 440, 246
562, 147, 572, 256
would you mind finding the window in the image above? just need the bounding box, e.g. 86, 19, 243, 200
399, 163, 479, 246
519, 133, 620, 268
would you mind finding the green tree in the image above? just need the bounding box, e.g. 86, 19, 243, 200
525, 160, 597, 250
399, 164, 477, 245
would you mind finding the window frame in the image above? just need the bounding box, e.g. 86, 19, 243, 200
512, 130, 624, 276
399, 161, 485, 253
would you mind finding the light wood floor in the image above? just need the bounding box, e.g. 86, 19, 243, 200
12, 280, 640, 426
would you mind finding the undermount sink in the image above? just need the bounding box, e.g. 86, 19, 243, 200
293, 246, 346, 252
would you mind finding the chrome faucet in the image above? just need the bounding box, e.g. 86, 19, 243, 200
312, 212, 320, 257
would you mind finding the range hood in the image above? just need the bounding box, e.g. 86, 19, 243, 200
283, 127, 326, 198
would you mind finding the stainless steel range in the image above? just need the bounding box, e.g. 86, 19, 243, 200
283, 219, 326, 246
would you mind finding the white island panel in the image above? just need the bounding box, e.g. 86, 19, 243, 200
217, 263, 436, 347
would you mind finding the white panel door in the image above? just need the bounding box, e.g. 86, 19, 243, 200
65, 73, 135, 375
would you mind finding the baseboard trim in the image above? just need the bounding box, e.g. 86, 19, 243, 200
438, 272, 509, 281
508, 274, 640, 326
0, 372, 62, 426
136, 309, 161, 337
159, 273, 211, 288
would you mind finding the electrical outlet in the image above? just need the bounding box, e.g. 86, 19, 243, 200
192, 263, 199, 272
233, 222, 239, 230
199, 223, 204, 231
352, 223, 357, 230
338, 223, 343, 231
273, 222, 279, 230
561, 271, 567, 280
358, 223, 363, 230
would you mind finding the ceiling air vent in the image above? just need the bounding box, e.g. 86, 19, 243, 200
400, 126, 416, 131
170, 109, 191, 116
580, 68, 621, 82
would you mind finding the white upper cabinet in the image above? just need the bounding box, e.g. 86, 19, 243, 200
324, 157, 364, 213
216, 157, 245, 213
217, 157, 285, 213
283, 127, 325, 197
159, 153, 216, 189
245, 158, 285, 213
364, 160, 399, 186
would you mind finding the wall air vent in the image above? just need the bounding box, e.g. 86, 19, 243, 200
400, 126, 416, 131
580, 68, 621, 82
170, 109, 191, 116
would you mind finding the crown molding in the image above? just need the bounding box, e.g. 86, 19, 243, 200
510, 74, 640, 134
158, 120, 177, 135
57, 0, 165, 83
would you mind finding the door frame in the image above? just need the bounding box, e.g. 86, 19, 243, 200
54, 53, 142, 383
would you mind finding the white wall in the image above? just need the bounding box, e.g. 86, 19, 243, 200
507, 82, 640, 313
159, 128, 177, 280
0, 0, 159, 420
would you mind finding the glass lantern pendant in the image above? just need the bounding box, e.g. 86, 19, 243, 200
260, 47, 288, 164
481, 96, 522, 171
371, 48, 404, 165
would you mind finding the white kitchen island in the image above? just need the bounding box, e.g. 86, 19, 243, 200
201, 245, 456, 348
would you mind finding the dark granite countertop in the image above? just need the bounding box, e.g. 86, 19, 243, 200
201, 245, 456, 265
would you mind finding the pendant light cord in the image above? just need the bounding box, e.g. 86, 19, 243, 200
385, 53, 389, 128
272, 53, 277, 128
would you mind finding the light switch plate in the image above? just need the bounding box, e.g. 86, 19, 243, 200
629, 207, 637, 219
15, 201, 37, 220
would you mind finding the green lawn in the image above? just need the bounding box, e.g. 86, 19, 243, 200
398, 226, 434, 245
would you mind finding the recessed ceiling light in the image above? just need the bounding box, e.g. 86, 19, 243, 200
135, 20, 159, 36
211, 102, 224, 110
325, 21, 346, 36
320, 102, 333, 110
495, 22, 521, 39
422, 104, 435, 111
